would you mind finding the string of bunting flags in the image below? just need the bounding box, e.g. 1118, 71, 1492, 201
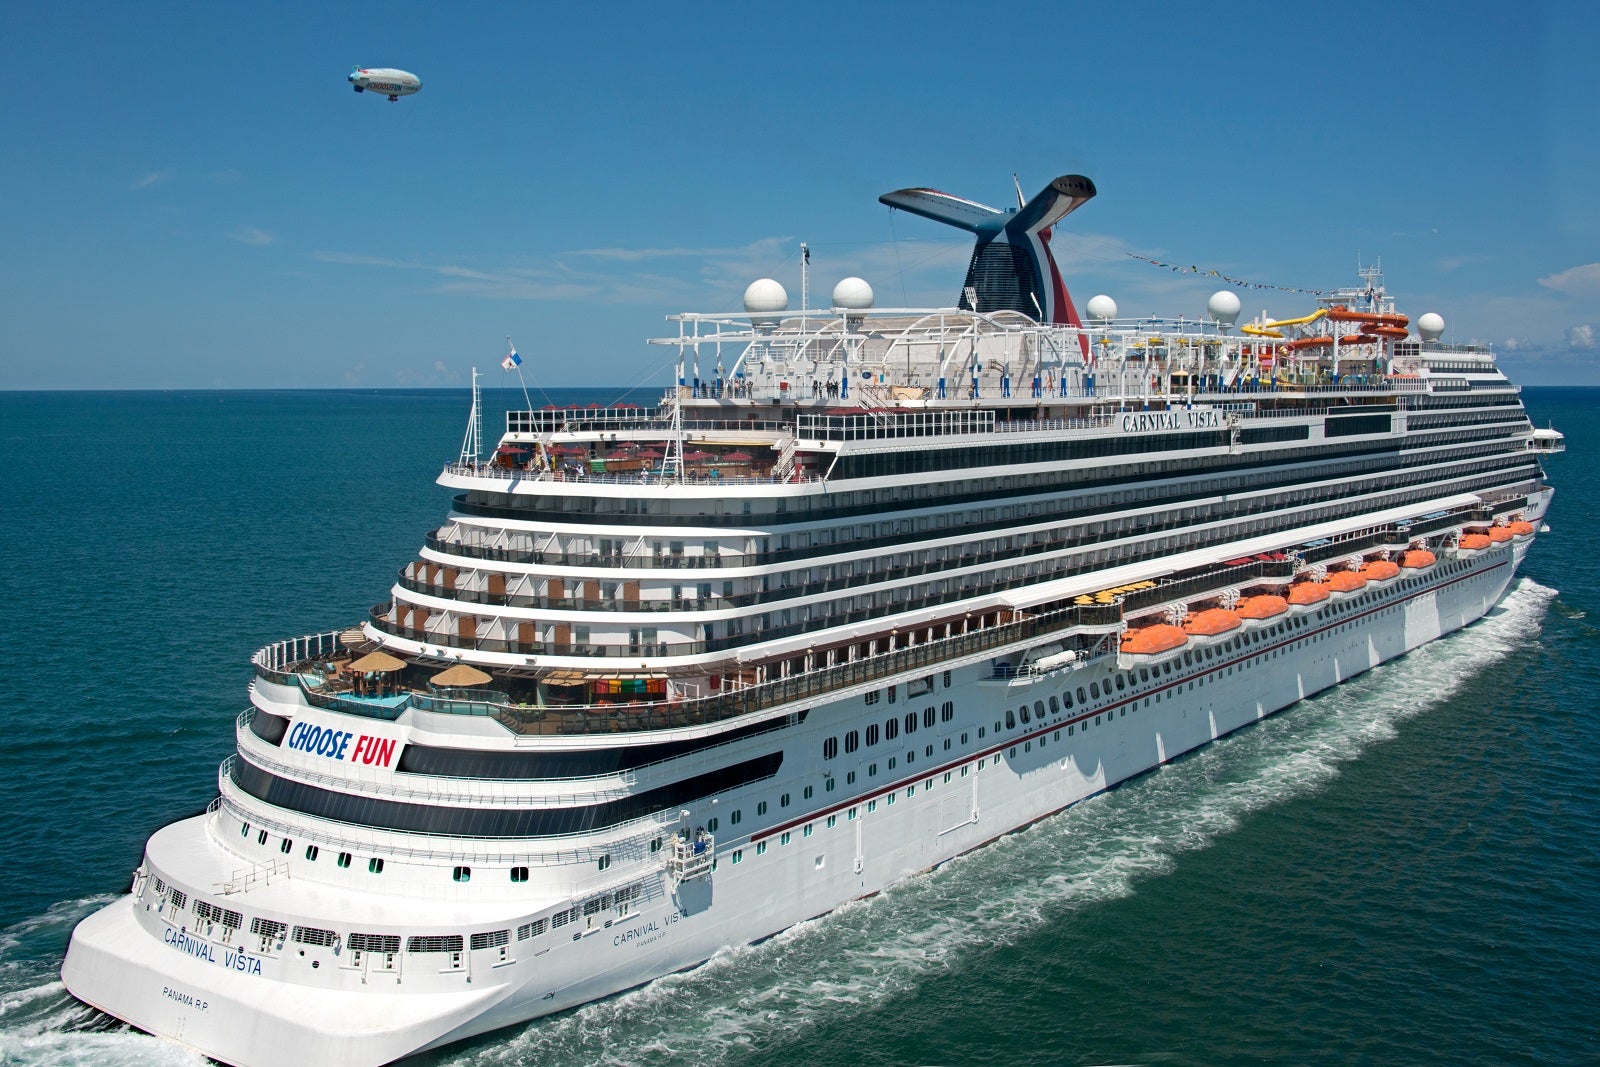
1124, 253, 1328, 296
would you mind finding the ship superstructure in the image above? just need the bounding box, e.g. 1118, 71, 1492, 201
62, 176, 1562, 1067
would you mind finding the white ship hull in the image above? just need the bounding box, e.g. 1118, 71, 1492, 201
62, 535, 1527, 1066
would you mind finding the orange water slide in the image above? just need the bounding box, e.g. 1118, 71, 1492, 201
1326, 306, 1410, 328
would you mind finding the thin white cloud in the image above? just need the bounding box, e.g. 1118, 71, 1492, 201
1539, 263, 1600, 294
567, 237, 791, 263
131, 169, 172, 190
1436, 253, 1489, 273
306, 229, 1163, 313
1566, 324, 1595, 350
229, 226, 275, 246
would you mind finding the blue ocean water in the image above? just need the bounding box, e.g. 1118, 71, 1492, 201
0, 386, 1594, 1066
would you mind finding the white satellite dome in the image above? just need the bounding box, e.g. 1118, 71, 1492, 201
1208, 290, 1242, 326
832, 277, 874, 311
1085, 294, 1118, 322
743, 278, 788, 328
1417, 312, 1445, 341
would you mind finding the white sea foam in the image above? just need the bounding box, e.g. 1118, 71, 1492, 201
2, 582, 1555, 1066
431, 580, 1555, 1067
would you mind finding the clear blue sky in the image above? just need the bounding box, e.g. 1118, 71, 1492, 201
4, 0, 1598, 390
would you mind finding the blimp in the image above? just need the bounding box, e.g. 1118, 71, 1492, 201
347, 67, 422, 101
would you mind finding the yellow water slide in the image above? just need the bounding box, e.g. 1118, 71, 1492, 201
1240, 307, 1326, 338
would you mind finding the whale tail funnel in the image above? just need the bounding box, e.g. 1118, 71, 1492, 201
880, 175, 1095, 344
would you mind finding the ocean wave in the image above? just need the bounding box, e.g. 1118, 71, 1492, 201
3, 582, 1555, 1066
428, 580, 1554, 1067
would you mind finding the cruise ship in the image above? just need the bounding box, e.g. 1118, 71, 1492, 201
62, 174, 1563, 1066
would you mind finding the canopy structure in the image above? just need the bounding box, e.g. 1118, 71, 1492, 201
430, 663, 493, 687
349, 650, 406, 673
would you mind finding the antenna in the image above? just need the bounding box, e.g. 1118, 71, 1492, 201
800, 242, 810, 307
1013, 173, 1025, 209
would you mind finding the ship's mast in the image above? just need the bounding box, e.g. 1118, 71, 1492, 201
458, 367, 481, 466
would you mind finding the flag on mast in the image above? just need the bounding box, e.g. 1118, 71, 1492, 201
501, 339, 522, 371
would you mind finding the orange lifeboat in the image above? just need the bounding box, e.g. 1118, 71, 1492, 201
1488, 526, 1515, 543
1326, 570, 1367, 592
1183, 608, 1243, 636
1235, 594, 1289, 619
1359, 560, 1401, 581
1287, 582, 1331, 605
1508, 520, 1535, 536
1400, 549, 1437, 568
1459, 533, 1492, 550
1121, 623, 1188, 655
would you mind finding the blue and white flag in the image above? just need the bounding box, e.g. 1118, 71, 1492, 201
501, 343, 522, 371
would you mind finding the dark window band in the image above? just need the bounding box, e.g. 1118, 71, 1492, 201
395, 711, 804, 779
230, 752, 782, 838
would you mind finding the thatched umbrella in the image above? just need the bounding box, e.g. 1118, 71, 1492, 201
349, 650, 406, 673
430, 663, 493, 687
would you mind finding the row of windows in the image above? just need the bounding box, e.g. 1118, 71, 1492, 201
421, 448, 1533, 660
822, 701, 957, 760
231, 752, 783, 839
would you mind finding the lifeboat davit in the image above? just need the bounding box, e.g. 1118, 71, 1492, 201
1508, 520, 1535, 536
1400, 549, 1437, 568
1326, 570, 1368, 592
1236, 594, 1289, 619
1459, 533, 1492, 550
1287, 582, 1331, 605
1488, 526, 1515, 543
1183, 608, 1243, 636
1359, 560, 1401, 581
1121, 623, 1188, 655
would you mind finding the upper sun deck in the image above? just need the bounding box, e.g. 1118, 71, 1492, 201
440, 300, 1508, 496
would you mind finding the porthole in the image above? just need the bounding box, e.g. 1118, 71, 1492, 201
304, 844, 319, 861
368, 857, 384, 874
598, 855, 611, 871
730, 809, 743, 825
510, 866, 528, 882
454, 866, 472, 882
337, 852, 352, 868
707, 818, 719, 833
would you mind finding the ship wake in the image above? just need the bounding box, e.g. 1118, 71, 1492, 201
3, 581, 1556, 1067
420, 579, 1556, 1067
